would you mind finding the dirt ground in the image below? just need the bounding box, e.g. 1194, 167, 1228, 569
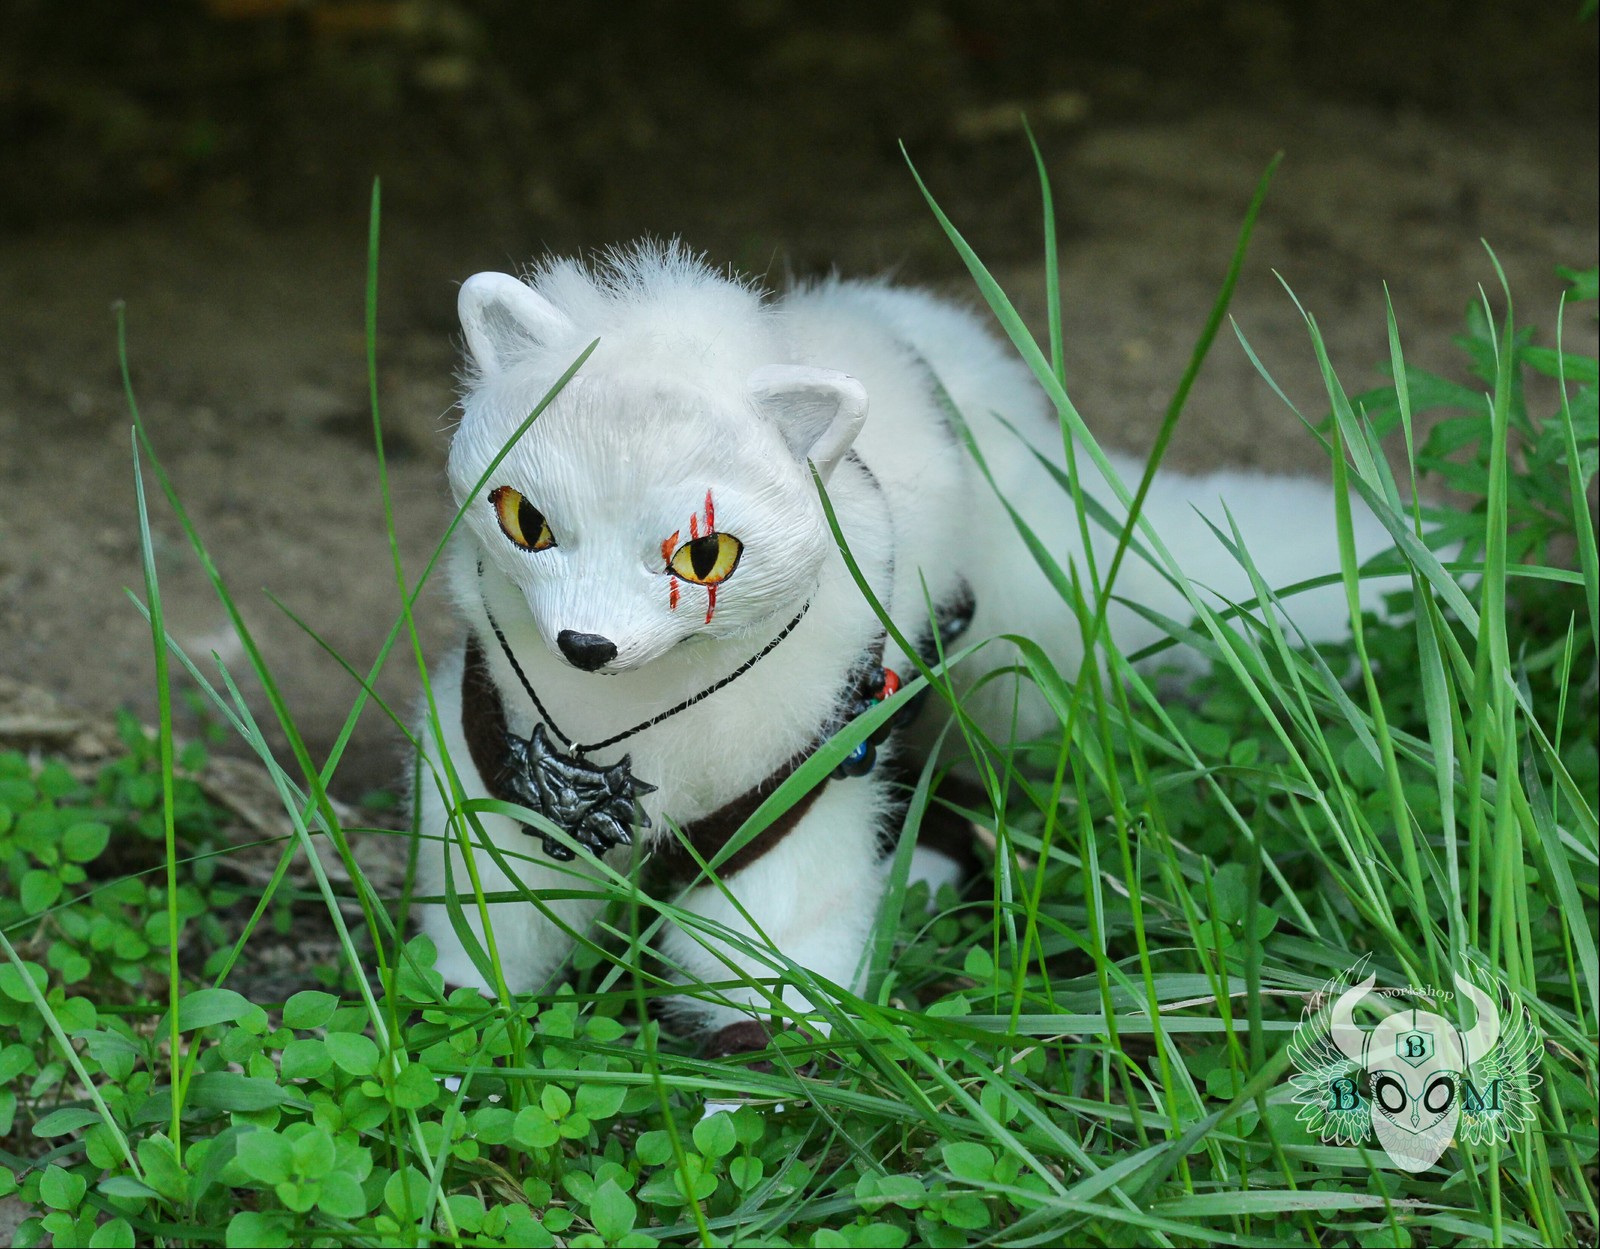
1, 10, 1596, 803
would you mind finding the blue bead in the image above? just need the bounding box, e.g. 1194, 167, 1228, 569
834, 740, 876, 779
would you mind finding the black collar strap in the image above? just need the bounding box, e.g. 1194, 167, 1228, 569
478, 561, 809, 756
460, 631, 888, 882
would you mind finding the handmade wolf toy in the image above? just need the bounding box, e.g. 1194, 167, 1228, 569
415, 241, 1385, 1051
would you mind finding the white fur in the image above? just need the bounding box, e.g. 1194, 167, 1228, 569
907, 846, 967, 901
415, 241, 1392, 1031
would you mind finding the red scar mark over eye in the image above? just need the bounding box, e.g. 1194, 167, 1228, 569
668, 490, 721, 622
661, 530, 682, 611
700, 488, 718, 622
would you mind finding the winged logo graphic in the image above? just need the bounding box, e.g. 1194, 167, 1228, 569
1287, 954, 1542, 1171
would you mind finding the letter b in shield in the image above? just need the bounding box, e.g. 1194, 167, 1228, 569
1398, 1029, 1434, 1066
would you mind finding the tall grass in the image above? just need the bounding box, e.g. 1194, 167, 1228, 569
1, 152, 1595, 1248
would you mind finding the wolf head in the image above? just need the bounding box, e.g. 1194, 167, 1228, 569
448, 249, 866, 674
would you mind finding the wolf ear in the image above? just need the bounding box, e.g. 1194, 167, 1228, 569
458, 272, 572, 376
747, 365, 868, 483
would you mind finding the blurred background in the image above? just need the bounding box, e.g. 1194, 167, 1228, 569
1, 0, 1595, 796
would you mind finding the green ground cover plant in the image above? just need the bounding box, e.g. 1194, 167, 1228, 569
1, 148, 1595, 1246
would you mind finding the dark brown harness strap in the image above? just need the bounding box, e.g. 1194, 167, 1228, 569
648, 751, 827, 887
657, 641, 890, 884
461, 635, 512, 793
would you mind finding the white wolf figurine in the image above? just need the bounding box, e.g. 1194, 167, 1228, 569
415, 240, 1388, 1056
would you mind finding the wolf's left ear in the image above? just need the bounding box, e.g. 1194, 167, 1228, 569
458, 272, 572, 376
748, 366, 868, 483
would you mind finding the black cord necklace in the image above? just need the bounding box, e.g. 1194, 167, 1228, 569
476, 561, 810, 860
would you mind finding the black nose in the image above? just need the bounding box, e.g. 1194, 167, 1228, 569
557, 630, 617, 671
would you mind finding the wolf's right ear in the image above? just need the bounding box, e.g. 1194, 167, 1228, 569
748, 365, 868, 483
458, 272, 572, 376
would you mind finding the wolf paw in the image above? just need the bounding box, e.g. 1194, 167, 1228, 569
704, 1020, 774, 1065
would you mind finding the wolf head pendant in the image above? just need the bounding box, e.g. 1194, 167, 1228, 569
497, 723, 655, 861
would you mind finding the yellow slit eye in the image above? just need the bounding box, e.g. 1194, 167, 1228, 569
490, 486, 555, 551
669, 532, 742, 585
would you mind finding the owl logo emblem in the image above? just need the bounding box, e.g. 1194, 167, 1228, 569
1287, 955, 1542, 1172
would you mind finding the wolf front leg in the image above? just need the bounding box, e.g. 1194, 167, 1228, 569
416, 797, 621, 996
654, 775, 894, 1049
413, 650, 620, 997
